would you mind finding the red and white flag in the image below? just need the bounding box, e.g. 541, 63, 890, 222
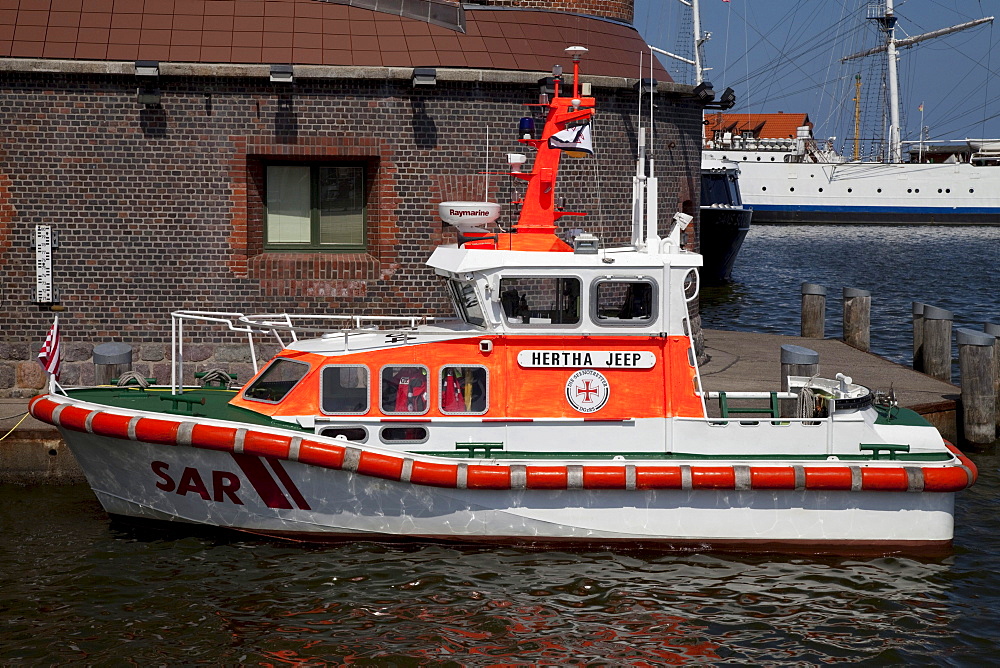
38, 316, 62, 379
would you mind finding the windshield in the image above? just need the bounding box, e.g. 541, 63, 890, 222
243, 358, 309, 403
449, 280, 486, 328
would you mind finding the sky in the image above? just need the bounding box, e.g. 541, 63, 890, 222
633, 0, 1000, 154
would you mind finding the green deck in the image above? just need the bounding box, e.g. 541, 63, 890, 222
67, 387, 305, 432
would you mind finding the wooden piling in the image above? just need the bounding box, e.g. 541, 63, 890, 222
912, 302, 925, 372
800, 283, 826, 338
93, 342, 132, 386
922, 305, 953, 383
957, 328, 997, 445
780, 344, 820, 417
986, 322, 1000, 433
842, 287, 871, 352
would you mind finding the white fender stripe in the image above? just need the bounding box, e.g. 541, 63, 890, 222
342, 447, 361, 472
233, 428, 247, 454
680, 465, 693, 491
288, 436, 302, 462
906, 467, 924, 492
734, 465, 751, 491
177, 422, 195, 447
127, 416, 141, 441
567, 464, 583, 490
850, 466, 862, 491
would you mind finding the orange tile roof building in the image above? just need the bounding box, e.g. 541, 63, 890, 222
0, 0, 710, 395
704, 112, 813, 145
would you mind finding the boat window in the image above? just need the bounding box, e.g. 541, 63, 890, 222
380, 365, 430, 414
700, 174, 730, 206
499, 277, 581, 326
320, 365, 369, 414
591, 279, 657, 326
440, 366, 488, 414
448, 280, 486, 328
243, 358, 310, 404
319, 426, 368, 443
380, 426, 428, 443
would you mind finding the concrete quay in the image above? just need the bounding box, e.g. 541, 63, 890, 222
0, 328, 961, 484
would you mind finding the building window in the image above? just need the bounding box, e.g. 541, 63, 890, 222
265, 163, 366, 251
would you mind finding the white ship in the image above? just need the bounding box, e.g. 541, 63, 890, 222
701, 1, 999, 225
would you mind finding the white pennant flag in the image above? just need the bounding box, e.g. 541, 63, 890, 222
549, 124, 593, 157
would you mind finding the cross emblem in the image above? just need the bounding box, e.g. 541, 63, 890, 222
576, 380, 600, 403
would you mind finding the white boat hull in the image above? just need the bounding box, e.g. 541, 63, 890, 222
702, 151, 1000, 224
63, 429, 956, 552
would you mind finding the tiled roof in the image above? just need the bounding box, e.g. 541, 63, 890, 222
703, 112, 812, 140
0, 0, 669, 80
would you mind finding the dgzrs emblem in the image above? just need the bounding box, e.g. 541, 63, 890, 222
565, 369, 610, 413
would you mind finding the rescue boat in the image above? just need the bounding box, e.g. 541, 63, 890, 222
31, 48, 976, 553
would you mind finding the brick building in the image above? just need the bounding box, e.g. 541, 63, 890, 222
0, 0, 707, 397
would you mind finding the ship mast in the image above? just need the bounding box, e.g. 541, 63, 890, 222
647, 0, 710, 85
842, 2, 993, 164
853, 74, 861, 160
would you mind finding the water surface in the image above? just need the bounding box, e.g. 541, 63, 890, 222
3, 225, 999, 664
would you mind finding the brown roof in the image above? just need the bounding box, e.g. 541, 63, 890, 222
0, 1, 670, 80
703, 112, 812, 141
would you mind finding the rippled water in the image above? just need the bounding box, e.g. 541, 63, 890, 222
3, 226, 1000, 664
702, 225, 1000, 368
2, 450, 1000, 664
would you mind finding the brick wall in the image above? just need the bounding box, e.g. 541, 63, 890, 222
0, 72, 702, 396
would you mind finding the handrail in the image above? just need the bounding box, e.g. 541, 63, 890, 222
169, 311, 471, 393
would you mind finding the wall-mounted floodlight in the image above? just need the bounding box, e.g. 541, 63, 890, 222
633, 78, 658, 94
692, 81, 716, 104
137, 88, 162, 107
270, 64, 294, 84
538, 76, 558, 96
135, 60, 161, 107
412, 67, 437, 86
135, 60, 159, 77
704, 86, 737, 110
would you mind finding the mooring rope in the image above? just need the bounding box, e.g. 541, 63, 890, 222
0, 413, 30, 442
